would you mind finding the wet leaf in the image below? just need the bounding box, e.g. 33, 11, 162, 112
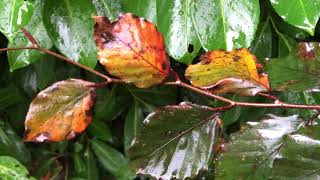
215, 114, 303, 179
93, 13, 170, 88
156, 0, 201, 64
92, 0, 122, 22
265, 42, 320, 91
0, 156, 35, 180
129, 102, 221, 180
43, 0, 98, 68
271, 0, 320, 36
8, 0, 53, 71
0, 0, 34, 40
191, 0, 260, 51
185, 49, 270, 96
24, 79, 96, 142
119, 0, 157, 24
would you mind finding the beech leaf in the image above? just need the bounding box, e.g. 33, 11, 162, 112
24, 79, 96, 142
185, 48, 270, 96
93, 13, 170, 88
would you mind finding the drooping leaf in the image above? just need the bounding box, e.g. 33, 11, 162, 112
0, 156, 35, 180
24, 79, 96, 142
156, 0, 201, 64
265, 42, 320, 91
92, 0, 122, 22
185, 49, 270, 96
8, 0, 53, 71
191, 0, 260, 51
270, 0, 320, 36
43, 0, 98, 68
215, 114, 303, 179
93, 13, 170, 88
119, 0, 157, 23
129, 102, 221, 179
0, 0, 34, 40
270, 124, 320, 179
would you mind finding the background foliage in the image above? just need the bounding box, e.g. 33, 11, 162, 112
0, 0, 320, 179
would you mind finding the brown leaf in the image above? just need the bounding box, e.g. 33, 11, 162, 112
24, 79, 96, 142
93, 13, 170, 88
185, 49, 270, 96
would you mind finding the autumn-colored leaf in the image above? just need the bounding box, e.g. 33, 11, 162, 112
185, 49, 270, 96
93, 13, 170, 88
24, 79, 96, 142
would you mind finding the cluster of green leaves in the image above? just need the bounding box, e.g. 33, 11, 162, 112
0, 0, 320, 179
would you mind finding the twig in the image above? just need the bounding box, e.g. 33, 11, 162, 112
21, 27, 39, 48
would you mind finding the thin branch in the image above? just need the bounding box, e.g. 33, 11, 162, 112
21, 27, 39, 48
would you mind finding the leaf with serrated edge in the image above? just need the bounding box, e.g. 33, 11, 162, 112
24, 79, 96, 142
185, 48, 270, 96
93, 13, 170, 88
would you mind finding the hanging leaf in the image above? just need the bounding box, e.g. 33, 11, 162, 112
265, 42, 320, 91
43, 0, 98, 68
156, 0, 201, 64
119, 0, 157, 24
185, 48, 270, 96
0, 156, 35, 180
93, 13, 170, 88
129, 102, 221, 179
24, 79, 96, 142
0, 0, 34, 40
270, 0, 320, 36
92, 0, 122, 22
191, 0, 260, 51
215, 114, 303, 179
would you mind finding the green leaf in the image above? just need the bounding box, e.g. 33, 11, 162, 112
270, 0, 320, 36
156, 0, 201, 64
91, 139, 135, 179
270, 124, 320, 179
8, 0, 53, 71
265, 42, 320, 91
0, 0, 34, 40
0, 156, 35, 180
33, 55, 56, 90
119, 0, 157, 23
129, 102, 221, 179
92, 0, 122, 21
191, 0, 260, 51
84, 146, 99, 180
0, 85, 22, 110
215, 114, 303, 179
43, 0, 98, 68
88, 120, 113, 142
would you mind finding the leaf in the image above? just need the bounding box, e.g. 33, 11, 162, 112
185, 48, 270, 96
24, 79, 96, 142
215, 114, 303, 179
0, 85, 22, 110
88, 120, 113, 142
0, 0, 34, 40
84, 146, 99, 180
7, 0, 53, 71
92, 0, 122, 21
270, 0, 320, 36
0, 156, 35, 180
191, 0, 260, 51
129, 102, 221, 180
156, 0, 201, 64
43, 0, 98, 68
119, 0, 157, 23
270, 124, 320, 179
265, 42, 320, 91
93, 13, 170, 88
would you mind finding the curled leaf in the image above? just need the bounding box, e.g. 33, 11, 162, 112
185, 49, 270, 96
24, 79, 96, 142
93, 13, 170, 88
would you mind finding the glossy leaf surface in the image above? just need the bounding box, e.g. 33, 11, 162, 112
119, 0, 157, 23
129, 102, 220, 179
93, 13, 170, 88
0, 156, 35, 180
43, 0, 98, 68
92, 0, 122, 22
271, 0, 320, 36
0, 0, 34, 40
185, 49, 270, 96
266, 42, 320, 91
191, 0, 260, 51
24, 79, 96, 142
215, 114, 303, 179
156, 0, 201, 64
8, 0, 53, 71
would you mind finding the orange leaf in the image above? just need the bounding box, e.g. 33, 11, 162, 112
185, 49, 270, 96
93, 13, 170, 88
24, 79, 95, 142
